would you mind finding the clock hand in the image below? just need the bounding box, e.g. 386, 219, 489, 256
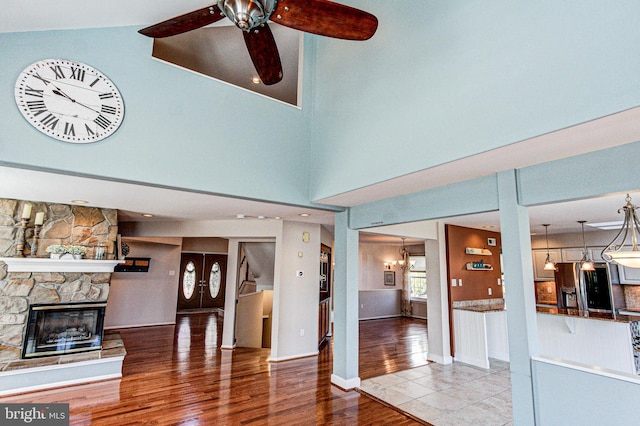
51, 86, 100, 114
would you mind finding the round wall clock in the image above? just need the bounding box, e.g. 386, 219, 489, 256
14, 59, 124, 143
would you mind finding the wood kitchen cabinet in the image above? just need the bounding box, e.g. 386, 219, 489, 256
618, 264, 640, 284
533, 249, 561, 281
561, 248, 585, 262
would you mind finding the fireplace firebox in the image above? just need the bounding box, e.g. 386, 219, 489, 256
22, 302, 106, 359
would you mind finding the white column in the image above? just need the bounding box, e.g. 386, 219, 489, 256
331, 210, 360, 389
497, 170, 538, 425
221, 239, 239, 349
426, 225, 452, 364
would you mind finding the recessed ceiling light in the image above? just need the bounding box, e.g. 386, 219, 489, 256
586, 221, 624, 230
482, 225, 494, 229
141, 213, 154, 218
258, 216, 266, 220
274, 216, 281, 220
299, 213, 311, 217
251, 76, 261, 84
71, 200, 89, 204
237, 214, 246, 219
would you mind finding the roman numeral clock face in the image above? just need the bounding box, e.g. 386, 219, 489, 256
14, 59, 124, 143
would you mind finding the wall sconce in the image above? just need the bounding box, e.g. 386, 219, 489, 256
383, 261, 397, 270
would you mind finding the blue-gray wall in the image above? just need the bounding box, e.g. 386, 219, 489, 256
0, 27, 315, 207
309, 0, 640, 201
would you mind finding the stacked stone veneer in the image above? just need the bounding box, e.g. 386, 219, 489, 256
0, 198, 117, 362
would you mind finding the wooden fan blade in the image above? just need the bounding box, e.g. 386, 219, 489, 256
243, 25, 283, 85
139, 4, 225, 38
272, 0, 378, 40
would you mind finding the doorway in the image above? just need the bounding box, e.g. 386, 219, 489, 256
178, 253, 227, 311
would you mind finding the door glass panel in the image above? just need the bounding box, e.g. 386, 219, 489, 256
210, 262, 221, 298
183, 261, 196, 299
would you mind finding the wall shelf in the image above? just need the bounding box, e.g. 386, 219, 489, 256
466, 262, 494, 271
0, 258, 124, 273
466, 247, 492, 256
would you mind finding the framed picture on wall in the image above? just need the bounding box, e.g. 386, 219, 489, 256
384, 271, 395, 286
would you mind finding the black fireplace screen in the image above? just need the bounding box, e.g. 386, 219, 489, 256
22, 302, 106, 358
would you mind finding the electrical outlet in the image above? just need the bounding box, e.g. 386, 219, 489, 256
458, 279, 463, 287
300, 329, 305, 337
451, 279, 457, 287
296, 270, 304, 277
488, 288, 492, 295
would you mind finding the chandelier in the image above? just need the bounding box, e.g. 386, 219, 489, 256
602, 194, 640, 268
383, 238, 415, 271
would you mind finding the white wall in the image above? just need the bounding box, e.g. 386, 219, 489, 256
270, 221, 321, 360
359, 243, 404, 290
105, 239, 182, 328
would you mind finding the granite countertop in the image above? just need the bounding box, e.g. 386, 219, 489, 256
454, 305, 506, 313
536, 306, 640, 323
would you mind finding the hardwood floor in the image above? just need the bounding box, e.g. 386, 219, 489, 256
0, 314, 428, 425
359, 317, 430, 380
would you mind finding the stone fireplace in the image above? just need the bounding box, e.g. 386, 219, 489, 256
0, 198, 126, 395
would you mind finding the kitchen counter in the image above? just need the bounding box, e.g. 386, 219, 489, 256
537, 309, 640, 375
456, 305, 506, 313
453, 307, 509, 369
536, 307, 640, 323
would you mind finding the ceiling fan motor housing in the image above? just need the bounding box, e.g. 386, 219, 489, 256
218, 0, 277, 31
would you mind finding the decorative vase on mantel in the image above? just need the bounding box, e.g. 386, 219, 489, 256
50, 253, 62, 259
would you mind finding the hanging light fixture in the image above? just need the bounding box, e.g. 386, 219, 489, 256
602, 194, 640, 268
577, 220, 595, 271
398, 238, 415, 271
542, 224, 557, 271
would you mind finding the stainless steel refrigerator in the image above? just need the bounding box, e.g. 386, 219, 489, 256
555, 262, 613, 312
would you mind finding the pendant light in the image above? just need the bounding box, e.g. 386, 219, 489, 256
542, 224, 557, 271
578, 220, 595, 271
602, 194, 640, 268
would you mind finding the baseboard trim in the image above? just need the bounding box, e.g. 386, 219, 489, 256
331, 374, 361, 391
104, 321, 175, 330
358, 314, 402, 321
268, 351, 318, 362
427, 353, 453, 365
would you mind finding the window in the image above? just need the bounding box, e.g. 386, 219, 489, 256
409, 256, 427, 298
209, 262, 221, 298
183, 261, 196, 300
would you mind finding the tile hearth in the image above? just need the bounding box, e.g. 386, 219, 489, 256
0, 332, 126, 396
0, 332, 125, 372
359, 359, 512, 425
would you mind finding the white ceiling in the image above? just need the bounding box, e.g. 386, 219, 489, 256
3, 2, 640, 239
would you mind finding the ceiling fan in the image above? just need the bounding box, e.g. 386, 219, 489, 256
139, 0, 378, 85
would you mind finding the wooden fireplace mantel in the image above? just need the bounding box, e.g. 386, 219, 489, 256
0, 258, 124, 273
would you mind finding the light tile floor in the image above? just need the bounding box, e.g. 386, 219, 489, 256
360, 359, 513, 426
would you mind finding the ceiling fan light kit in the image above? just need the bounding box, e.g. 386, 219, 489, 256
218, 0, 277, 31
139, 0, 378, 86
